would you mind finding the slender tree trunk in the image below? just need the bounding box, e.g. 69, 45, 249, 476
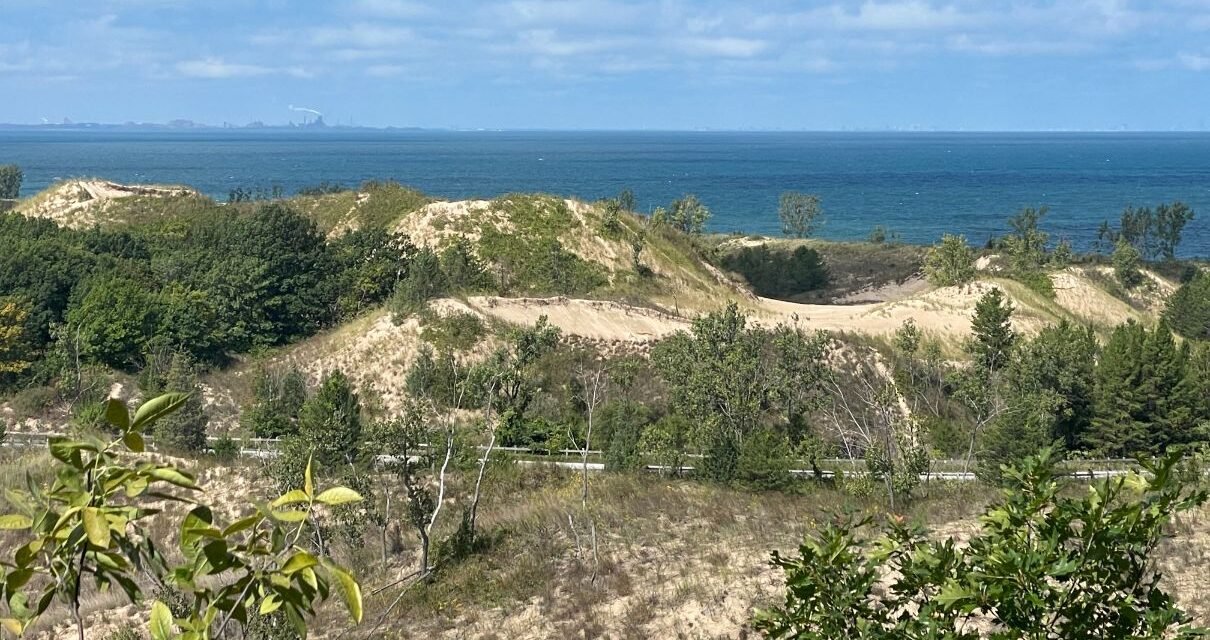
582, 403, 593, 508
381, 491, 391, 564
469, 417, 496, 538
418, 530, 430, 577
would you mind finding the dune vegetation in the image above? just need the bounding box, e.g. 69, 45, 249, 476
1, 170, 1209, 639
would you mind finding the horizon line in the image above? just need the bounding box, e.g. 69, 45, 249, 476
4, 123, 1210, 134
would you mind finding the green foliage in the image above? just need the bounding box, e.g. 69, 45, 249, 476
1003, 206, 1050, 273
295, 370, 363, 470
296, 181, 348, 197
718, 245, 829, 299
406, 345, 475, 409
0, 164, 21, 200
438, 238, 489, 292
1116, 202, 1196, 261
487, 234, 605, 296
0, 394, 364, 639
967, 287, 1016, 373
241, 366, 308, 439
1164, 271, 1210, 340
652, 303, 828, 484
736, 428, 793, 491
778, 192, 823, 239
1014, 269, 1056, 299
1113, 237, 1145, 289
390, 248, 445, 319
0, 296, 33, 379
756, 448, 1207, 639
477, 317, 562, 446
599, 199, 623, 235
600, 400, 650, 472
1, 197, 409, 382
67, 274, 160, 371
661, 194, 711, 235
211, 433, 240, 462
141, 350, 209, 453
923, 234, 976, 287
867, 225, 900, 244
327, 228, 415, 319
1086, 321, 1203, 456
638, 414, 691, 475
421, 311, 486, 352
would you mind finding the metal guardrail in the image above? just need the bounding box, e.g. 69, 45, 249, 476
1, 431, 1140, 481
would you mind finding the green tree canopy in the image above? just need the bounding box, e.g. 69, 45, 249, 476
1164, 271, 1210, 341
777, 192, 823, 239
296, 369, 363, 470
923, 234, 976, 287
967, 287, 1016, 374
0, 164, 22, 200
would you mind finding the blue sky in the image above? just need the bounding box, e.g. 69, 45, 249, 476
4, 0, 1210, 130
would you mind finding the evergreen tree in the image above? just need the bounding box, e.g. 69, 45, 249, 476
1087, 322, 1147, 456
1164, 272, 1210, 341
1010, 321, 1098, 449
241, 366, 308, 438
967, 287, 1016, 373
1084, 321, 1198, 456
146, 351, 209, 453
1138, 321, 1197, 451
1112, 238, 1144, 289
296, 369, 363, 469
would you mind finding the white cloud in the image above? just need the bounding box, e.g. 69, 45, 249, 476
678, 36, 768, 58
828, 1, 980, 31
175, 57, 309, 79
947, 34, 1093, 56
351, 0, 431, 18
1178, 52, 1210, 70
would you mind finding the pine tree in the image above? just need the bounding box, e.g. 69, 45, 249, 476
968, 287, 1016, 373
1087, 322, 1147, 456
149, 352, 209, 453
297, 369, 363, 469
1140, 322, 1196, 451
1164, 272, 1210, 341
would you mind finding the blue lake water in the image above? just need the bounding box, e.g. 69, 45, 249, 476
3, 130, 1209, 255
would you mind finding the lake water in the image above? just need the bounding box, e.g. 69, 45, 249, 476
3, 129, 1209, 255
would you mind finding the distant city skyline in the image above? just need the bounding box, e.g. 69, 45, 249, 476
4, 1, 1210, 131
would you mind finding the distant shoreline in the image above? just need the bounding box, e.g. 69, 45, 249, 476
4, 124, 1210, 135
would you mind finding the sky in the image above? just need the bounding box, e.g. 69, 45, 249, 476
3, 0, 1210, 130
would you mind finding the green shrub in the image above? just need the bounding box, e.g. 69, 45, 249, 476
1013, 269, 1055, 299
718, 245, 829, 299
6, 385, 57, 418
421, 311, 485, 352
735, 428, 793, 491
756, 448, 1207, 639
438, 238, 489, 292
211, 433, 240, 462
1113, 237, 1145, 289
599, 400, 650, 472
390, 249, 445, 319
778, 192, 823, 239
923, 234, 976, 286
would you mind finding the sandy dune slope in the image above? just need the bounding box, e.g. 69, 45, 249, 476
15, 180, 195, 228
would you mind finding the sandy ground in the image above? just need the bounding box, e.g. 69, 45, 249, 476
15, 179, 194, 228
